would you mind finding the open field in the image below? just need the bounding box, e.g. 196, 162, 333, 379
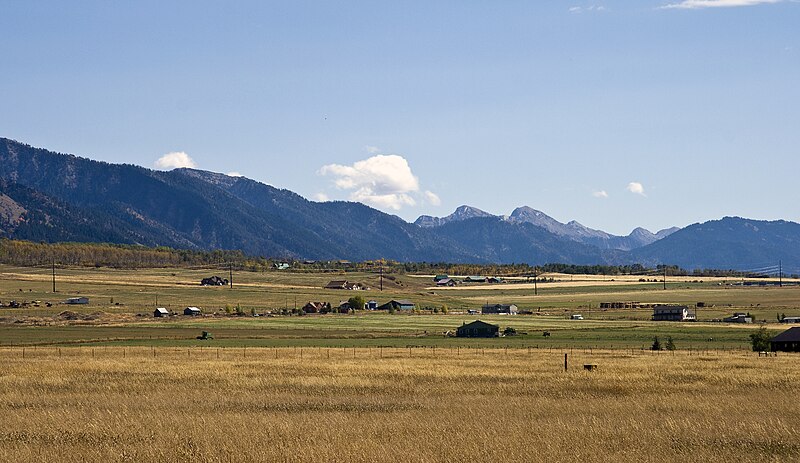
0, 264, 798, 348
0, 348, 797, 462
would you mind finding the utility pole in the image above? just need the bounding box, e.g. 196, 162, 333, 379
229, 262, 233, 289
533, 271, 538, 296
663, 267, 667, 290
52, 260, 56, 293
779, 260, 783, 287
380, 264, 383, 291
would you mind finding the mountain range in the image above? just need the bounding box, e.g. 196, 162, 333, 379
1, 137, 798, 271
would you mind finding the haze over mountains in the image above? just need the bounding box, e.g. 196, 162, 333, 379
1, 137, 798, 272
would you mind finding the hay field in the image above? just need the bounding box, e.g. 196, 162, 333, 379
0, 347, 796, 462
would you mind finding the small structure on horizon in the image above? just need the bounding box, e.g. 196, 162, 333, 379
153, 307, 170, 318
723, 313, 752, 323
378, 299, 415, 311
482, 303, 518, 315
65, 297, 89, 305
324, 280, 368, 291
184, 307, 201, 316
781, 316, 800, 324
464, 276, 487, 283
456, 320, 499, 338
436, 278, 457, 287
302, 301, 331, 314
201, 276, 228, 286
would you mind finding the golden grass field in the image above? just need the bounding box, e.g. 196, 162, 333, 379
0, 347, 797, 462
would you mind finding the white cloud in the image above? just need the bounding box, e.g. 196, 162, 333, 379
569, 4, 607, 13
626, 182, 646, 196
365, 145, 381, 154
660, 0, 781, 9
154, 151, 196, 170
227, 172, 243, 177
424, 190, 442, 206
592, 190, 609, 199
319, 154, 431, 211
313, 192, 330, 202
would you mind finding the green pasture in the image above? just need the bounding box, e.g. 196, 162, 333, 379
0, 264, 797, 349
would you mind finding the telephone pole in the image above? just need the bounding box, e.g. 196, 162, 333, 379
229, 262, 233, 289
663, 267, 667, 290
380, 264, 383, 291
779, 260, 783, 287
52, 260, 56, 293
533, 271, 538, 296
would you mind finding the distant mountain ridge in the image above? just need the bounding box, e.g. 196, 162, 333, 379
1, 137, 798, 270
417, 205, 679, 251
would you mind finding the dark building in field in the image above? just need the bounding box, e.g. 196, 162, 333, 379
302, 301, 331, 314
456, 320, 499, 338
482, 304, 518, 315
378, 299, 415, 311
184, 307, 201, 316
771, 327, 800, 352
154, 307, 169, 317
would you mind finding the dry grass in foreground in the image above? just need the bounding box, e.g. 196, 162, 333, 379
0, 347, 797, 462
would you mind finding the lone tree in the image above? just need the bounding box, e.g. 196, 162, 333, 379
665, 336, 676, 351
651, 336, 662, 351
749, 326, 771, 352
348, 295, 365, 311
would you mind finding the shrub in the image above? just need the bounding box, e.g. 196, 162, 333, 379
749, 326, 771, 352
665, 336, 676, 351
651, 336, 661, 351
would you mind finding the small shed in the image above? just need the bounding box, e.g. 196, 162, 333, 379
436, 278, 457, 287
464, 276, 486, 283
154, 307, 170, 318
771, 327, 800, 352
781, 316, 800, 324
433, 274, 449, 282
456, 320, 499, 338
366, 300, 378, 310
65, 297, 89, 305
723, 313, 752, 323
184, 307, 201, 316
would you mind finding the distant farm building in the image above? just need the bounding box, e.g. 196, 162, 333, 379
464, 276, 486, 283
366, 300, 378, 310
184, 307, 201, 316
652, 305, 695, 321
201, 276, 228, 286
771, 327, 800, 352
302, 301, 331, 314
487, 277, 503, 284
433, 275, 449, 282
154, 307, 169, 317
781, 316, 800, 324
456, 320, 499, 338
723, 313, 752, 323
571, 314, 584, 320
482, 304, 518, 315
65, 297, 89, 305
324, 280, 368, 291
274, 262, 290, 270
436, 278, 457, 287
600, 302, 645, 309
378, 300, 415, 311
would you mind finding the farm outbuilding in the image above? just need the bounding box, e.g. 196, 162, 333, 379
154, 307, 169, 317
184, 307, 201, 316
303, 301, 331, 314
652, 305, 695, 321
65, 297, 89, 305
436, 278, 457, 287
456, 320, 499, 338
482, 304, 518, 315
378, 300, 415, 311
771, 327, 800, 352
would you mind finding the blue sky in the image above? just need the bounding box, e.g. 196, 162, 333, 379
1, 0, 798, 235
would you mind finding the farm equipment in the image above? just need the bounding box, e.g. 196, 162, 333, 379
197, 331, 214, 340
